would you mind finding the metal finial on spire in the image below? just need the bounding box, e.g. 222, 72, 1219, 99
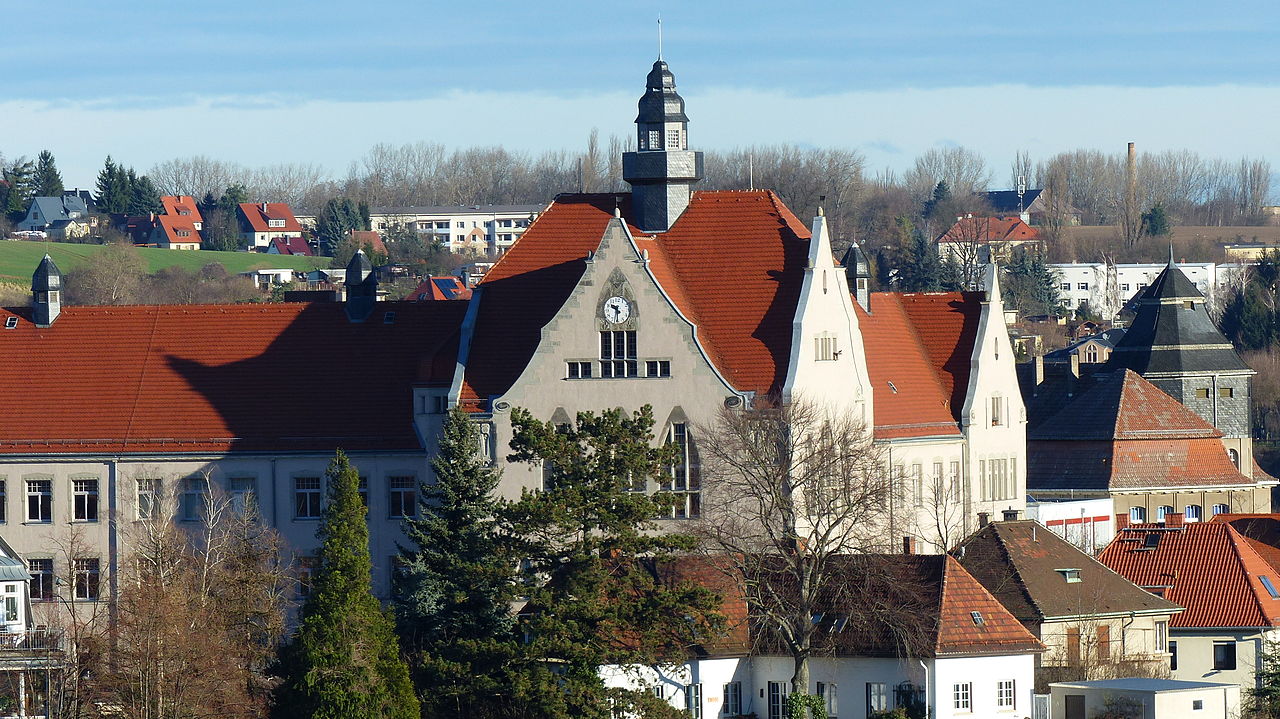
657, 15, 663, 60
1169, 243, 1175, 266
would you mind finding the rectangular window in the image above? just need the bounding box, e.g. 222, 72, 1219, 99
667, 128, 681, 149
1155, 620, 1168, 653
1097, 624, 1111, 661
1067, 626, 1082, 665
767, 682, 788, 719
73, 479, 99, 522
297, 555, 318, 597
978, 460, 987, 501
991, 396, 1004, 426
866, 682, 887, 713
1078, 282, 1089, 290
1214, 642, 1236, 670
1220, 387, 1234, 398
953, 682, 971, 711
136, 479, 160, 520
389, 476, 416, 518
1121, 283, 1130, 291
1185, 504, 1203, 522
1170, 640, 1178, 670
997, 679, 1015, 709
815, 333, 838, 361
268, 218, 285, 228
662, 423, 700, 519
358, 476, 369, 507
684, 683, 702, 719
74, 558, 100, 600
28, 559, 52, 601
1213, 503, 1230, 516
26, 480, 51, 523
295, 477, 322, 519
723, 682, 742, 716
1060, 283, 1071, 291
911, 463, 923, 507
1195, 388, 1211, 399
0, 480, 5, 524
817, 682, 837, 718
645, 360, 671, 378
230, 477, 256, 515
566, 361, 593, 379
599, 330, 638, 378
180, 478, 206, 521
647, 130, 660, 149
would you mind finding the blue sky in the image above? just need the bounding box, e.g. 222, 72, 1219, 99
4, 0, 1280, 188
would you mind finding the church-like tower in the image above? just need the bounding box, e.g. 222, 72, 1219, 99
622, 59, 704, 233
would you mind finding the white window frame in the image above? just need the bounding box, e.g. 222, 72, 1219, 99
996, 679, 1015, 710
953, 682, 971, 712
294, 476, 322, 519
28, 558, 53, 601
723, 682, 742, 716
866, 682, 888, 713
662, 423, 700, 519
389, 476, 416, 518
73, 558, 100, 601
684, 683, 702, 719
26, 479, 51, 523
1184, 504, 1203, 522
72, 478, 99, 522
817, 682, 837, 717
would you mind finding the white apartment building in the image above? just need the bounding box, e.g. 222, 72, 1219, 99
295, 204, 543, 257
1050, 262, 1245, 318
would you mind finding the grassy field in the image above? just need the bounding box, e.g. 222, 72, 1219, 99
0, 240, 328, 282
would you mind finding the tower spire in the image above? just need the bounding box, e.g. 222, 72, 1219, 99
657, 14, 663, 60
621, 53, 704, 233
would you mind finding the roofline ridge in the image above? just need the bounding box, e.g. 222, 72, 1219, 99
1224, 524, 1280, 627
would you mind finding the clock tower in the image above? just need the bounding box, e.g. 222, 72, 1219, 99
622, 58, 704, 233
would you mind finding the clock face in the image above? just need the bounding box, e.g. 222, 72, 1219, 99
603, 296, 631, 324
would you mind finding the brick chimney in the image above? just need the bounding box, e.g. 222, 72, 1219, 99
1116, 513, 1131, 531
978, 512, 990, 528
902, 536, 916, 555
1002, 509, 1021, 522
1165, 512, 1184, 528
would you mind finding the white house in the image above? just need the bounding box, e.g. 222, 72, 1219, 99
298, 204, 542, 257
1050, 261, 1244, 318
603, 554, 1044, 719
1050, 678, 1239, 719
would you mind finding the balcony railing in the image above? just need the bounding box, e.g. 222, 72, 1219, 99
0, 629, 63, 653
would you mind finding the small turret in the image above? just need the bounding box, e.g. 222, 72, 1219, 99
622, 58, 704, 233
344, 250, 376, 322
842, 243, 871, 310
32, 255, 61, 327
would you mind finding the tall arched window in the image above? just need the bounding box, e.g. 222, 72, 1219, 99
1129, 506, 1147, 523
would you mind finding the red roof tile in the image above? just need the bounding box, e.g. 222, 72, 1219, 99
936, 555, 1047, 656
161, 195, 203, 223
1211, 515, 1280, 575
238, 202, 303, 234
1099, 522, 1280, 628
0, 302, 465, 454
938, 216, 1040, 244
269, 236, 313, 256
856, 294, 960, 439
896, 292, 984, 422
156, 214, 202, 246
461, 191, 809, 404
407, 277, 471, 301
350, 230, 387, 256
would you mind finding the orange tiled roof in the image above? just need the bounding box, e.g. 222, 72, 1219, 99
936, 555, 1047, 656
856, 294, 961, 439
350, 230, 387, 255
938, 216, 1040, 244
239, 202, 303, 234
1212, 514, 1280, 575
156, 214, 201, 246
1099, 522, 1280, 629
0, 302, 465, 454
460, 191, 809, 404
896, 292, 984, 423
161, 195, 203, 222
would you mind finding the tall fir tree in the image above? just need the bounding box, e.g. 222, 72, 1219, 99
896, 228, 941, 291
2, 158, 36, 221
394, 407, 516, 717
128, 174, 163, 215
33, 150, 64, 198
501, 405, 722, 718
95, 156, 131, 214
316, 198, 367, 256
273, 450, 419, 719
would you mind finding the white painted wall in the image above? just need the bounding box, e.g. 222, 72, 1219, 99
1027, 498, 1116, 553
1170, 629, 1276, 690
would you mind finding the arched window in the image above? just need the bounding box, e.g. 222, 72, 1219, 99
1184, 505, 1203, 522
1212, 503, 1230, 516
1130, 506, 1147, 523
1228, 449, 1240, 468
1156, 506, 1174, 522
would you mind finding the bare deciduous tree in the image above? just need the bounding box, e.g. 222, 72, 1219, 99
693, 400, 895, 696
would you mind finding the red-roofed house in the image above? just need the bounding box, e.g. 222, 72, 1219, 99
1099, 515, 1280, 690
603, 554, 1044, 719
267, 236, 313, 256
937, 215, 1042, 264
238, 202, 304, 249
406, 277, 471, 301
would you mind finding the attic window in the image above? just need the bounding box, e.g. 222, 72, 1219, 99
1262, 576, 1280, 600
1143, 533, 1162, 550
268, 219, 286, 228
383, 311, 396, 325
3, 317, 16, 329
970, 611, 984, 626
887, 381, 898, 394
1183, 301, 1194, 310
1056, 569, 1082, 584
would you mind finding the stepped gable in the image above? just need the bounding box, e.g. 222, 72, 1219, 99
896, 292, 984, 423
1108, 261, 1250, 376
956, 520, 1182, 624
855, 294, 961, 439
0, 301, 465, 454
460, 190, 809, 406
1099, 521, 1280, 629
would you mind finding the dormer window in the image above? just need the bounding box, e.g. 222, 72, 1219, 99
268, 218, 286, 228
1056, 569, 1082, 583
970, 611, 984, 626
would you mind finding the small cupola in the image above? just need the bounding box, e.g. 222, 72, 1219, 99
842, 243, 871, 310
344, 250, 377, 322
32, 255, 62, 327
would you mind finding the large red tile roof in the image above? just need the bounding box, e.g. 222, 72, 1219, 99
0, 302, 464, 455
460, 191, 809, 405
156, 214, 202, 246
896, 292, 984, 423
856, 294, 960, 439
239, 202, 303, 234
1099, 521, 1280, 629
938, 216, 1040, 244
161, 195, 202, 222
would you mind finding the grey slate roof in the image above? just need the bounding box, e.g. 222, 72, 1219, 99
1043, 328, 1126, 362
27, 195, 88, 225
1107, 262, 1251, 376
636, 59, 690, 124
985, 189, 1043, 213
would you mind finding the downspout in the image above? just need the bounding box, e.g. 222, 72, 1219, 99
918, 659, 930, 719
107, 459, 118, 624
271, 459, 279, 528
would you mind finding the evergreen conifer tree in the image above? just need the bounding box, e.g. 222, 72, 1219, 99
33, 150, 63, 198
395, 407, 516, 716
128, 174, 163, 215
2, 159, 35, 221
273, 450, 419, 719
95, 156, 132, 214
897, 228, 941, 291
501, 405, 722, 718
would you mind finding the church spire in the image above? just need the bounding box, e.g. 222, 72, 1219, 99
622, 55, 704, 233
